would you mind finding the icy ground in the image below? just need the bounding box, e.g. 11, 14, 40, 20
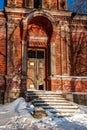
0, 97, 87, 130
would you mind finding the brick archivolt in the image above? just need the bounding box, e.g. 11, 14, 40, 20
22, 10, 56, 41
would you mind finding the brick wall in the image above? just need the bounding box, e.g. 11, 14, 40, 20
0, 12, 6, 92
0, 12, 6, 75
50, 77, 87, 92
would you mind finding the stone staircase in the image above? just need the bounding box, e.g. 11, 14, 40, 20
25, 90, 79, 117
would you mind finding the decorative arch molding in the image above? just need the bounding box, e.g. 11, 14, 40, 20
23, 10, 56, 24
22, 10, 57, 42
22, 10, 57, 76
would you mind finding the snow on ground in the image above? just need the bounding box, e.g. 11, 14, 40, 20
0, 97, 87, 130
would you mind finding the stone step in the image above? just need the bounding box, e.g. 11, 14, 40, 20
26, 90, 79, 117
26, 96, 63, 99
52, 113, 74, 117
33, 97, 67, 100
33, 100, 69, 103
26, 91, 62, 96
26, 90, 62, 94
26, 94, 62, 97
41, 105, 78, 109
48, 109, 78, 113
26, 96, 65, 101
32, 97, 64, 100
33, 102, 72, 106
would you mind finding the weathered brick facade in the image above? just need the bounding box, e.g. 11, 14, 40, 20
0, 0, 87, 101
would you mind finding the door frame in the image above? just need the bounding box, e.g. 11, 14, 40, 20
27, 48, 46, 90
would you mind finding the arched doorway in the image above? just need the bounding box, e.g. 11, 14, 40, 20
26, 15, 53, 90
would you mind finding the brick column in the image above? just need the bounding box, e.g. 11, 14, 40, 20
21, 75, 27, 91
50, 43, 56, 75
7, 22, 16, 75
22, 21, 28, 75
5, 75, 21, 91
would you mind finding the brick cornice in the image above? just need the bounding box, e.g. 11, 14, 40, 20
5, 7, 87, 21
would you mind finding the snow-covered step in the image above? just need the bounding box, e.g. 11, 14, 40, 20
37, 96, 65, 99
26, 94, 64, 101
26, 92, 62, 95
26, 94, 62, 97
26, 92, 62, 97
52, 112, 74, 117
26, 90, 62, 95
36, 97, 65, 100
41, 105, 78, 109
33, 99, 68, 103
26, 96, 61, 98
26, 96, 64, 102
47, 109, 78, 113
26, 91, 61, 94
33, 102, 72, 106
26, 90, 79, 117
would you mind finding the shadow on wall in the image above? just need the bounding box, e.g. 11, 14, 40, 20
71, 78, 87, 92
0, 76, 6, 104
68, 16, 87, 92
69, 19, 87, 77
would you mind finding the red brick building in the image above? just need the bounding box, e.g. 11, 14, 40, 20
0, 0, 87, 96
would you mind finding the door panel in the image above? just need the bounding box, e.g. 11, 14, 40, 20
37, 59, 45, 89
27, 49, 45, 90
27, 60, 36, 89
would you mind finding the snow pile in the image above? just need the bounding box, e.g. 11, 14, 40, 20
80, 106, 87, 114
0, 97, 87, 130
0, 97, 34, 126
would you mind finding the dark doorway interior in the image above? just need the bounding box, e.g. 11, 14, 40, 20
39, 84, 44, 90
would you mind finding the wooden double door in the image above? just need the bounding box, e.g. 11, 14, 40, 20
27, 49, 46, 90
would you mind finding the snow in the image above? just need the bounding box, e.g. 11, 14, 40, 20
0, 97, 87, 130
